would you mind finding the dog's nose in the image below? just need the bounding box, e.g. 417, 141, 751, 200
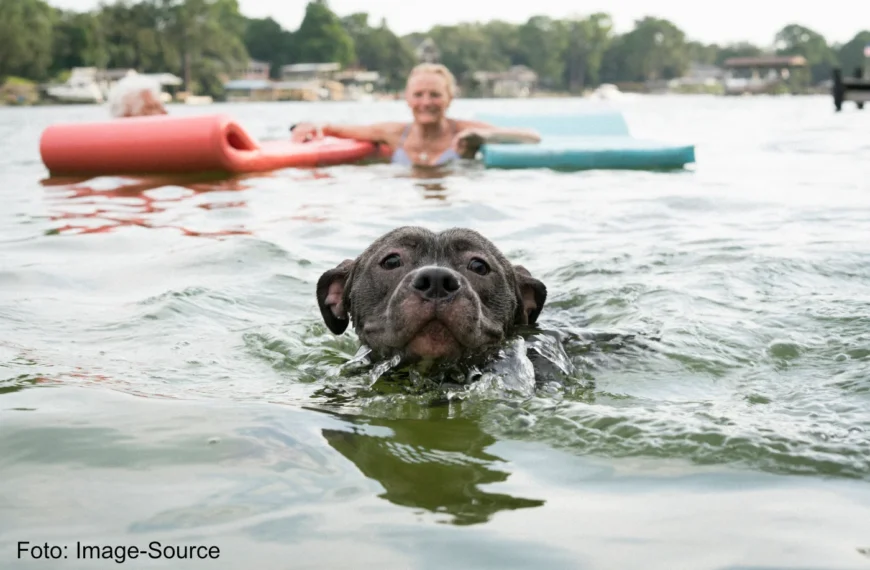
411, 267, 461, 300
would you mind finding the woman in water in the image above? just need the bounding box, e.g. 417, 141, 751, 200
290, 63, 541, 167
107, 74, 168, 118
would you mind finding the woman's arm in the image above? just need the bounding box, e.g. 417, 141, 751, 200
457, 120, 542, 144
451, 120, 541, 158
323, 122, 407, 143
480, 128, 542, 144
291, 121, 405, 144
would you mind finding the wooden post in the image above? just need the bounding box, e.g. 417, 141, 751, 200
832, 68, 844, 112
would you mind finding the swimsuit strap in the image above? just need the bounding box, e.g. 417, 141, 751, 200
393, 120, 460, 165
398, 124, 412, 144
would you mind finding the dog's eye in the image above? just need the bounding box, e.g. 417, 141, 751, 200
380, 253, 402, 270
467, 258, 490, 276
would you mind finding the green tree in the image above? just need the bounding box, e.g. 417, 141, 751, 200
51, 10, 109, 74
294, 0, 355, 66
611, 17, 689, 82
516, 16, 569, 89
378, 28, 417, 89
157, 0, 248, 95
565, 13, 613, 91
481, 21, 524, 67
340, 12, 369, 40
341, 14, 415, 89
243, 17, 294, 78
599, 34, 627, 84
837, 31, 870, 75
428, 23, 511, 89
686, 41, 718, 65
98, 0, 169, 71
774, 24, 838, 84
0, 0, 54, 82
714, 42, 763, 66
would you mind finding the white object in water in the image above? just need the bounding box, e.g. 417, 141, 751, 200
185, 95, 213, 105
591, 83, 623, 100
45, 68, 104, 104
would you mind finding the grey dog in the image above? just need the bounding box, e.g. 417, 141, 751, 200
316, 226, 547, 365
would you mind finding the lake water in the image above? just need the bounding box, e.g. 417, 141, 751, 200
1, 95, 870, 569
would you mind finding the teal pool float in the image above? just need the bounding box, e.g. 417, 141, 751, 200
475, 111, 696, 171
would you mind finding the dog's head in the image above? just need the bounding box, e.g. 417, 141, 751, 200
316, 226, 547, 364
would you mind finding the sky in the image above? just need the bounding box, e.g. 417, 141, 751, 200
51, 0, 870, 47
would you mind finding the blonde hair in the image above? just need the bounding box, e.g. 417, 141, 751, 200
407, 63, 457, 98
107, 74, 162, 118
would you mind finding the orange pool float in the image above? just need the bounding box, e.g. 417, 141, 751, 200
39, 113, 387, 177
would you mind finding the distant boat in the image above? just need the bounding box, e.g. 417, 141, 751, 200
590, 83, 623, 100
345, 85, 375, 102
44, 68, 104, 104
184, 95, 213, 105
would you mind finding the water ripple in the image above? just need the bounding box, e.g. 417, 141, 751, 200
2, 97, 870, 488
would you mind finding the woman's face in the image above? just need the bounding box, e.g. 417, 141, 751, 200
140, 91, 168, 116
405, 72, 451, 126
127, 90, 167, 117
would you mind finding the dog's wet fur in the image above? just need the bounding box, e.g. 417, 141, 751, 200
317, 227, 547, 366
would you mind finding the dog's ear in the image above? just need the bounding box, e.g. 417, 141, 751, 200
316, 259, 354, 334
512, 265, 547, 325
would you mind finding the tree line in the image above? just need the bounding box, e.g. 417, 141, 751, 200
2, 0, 869, 98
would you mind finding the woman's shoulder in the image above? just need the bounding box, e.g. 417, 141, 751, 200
369, 121, 409, 142
452, 118, 494, 130
373, 121, 409, 134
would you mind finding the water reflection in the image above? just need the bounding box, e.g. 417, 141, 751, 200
415, 181, 450, 201
41, 173, 259, 237
0, 340, 166, 399
38, 164, 466, 236
319, 409, 545, 526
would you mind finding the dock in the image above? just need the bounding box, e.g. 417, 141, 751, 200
833, 68, 869, 112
